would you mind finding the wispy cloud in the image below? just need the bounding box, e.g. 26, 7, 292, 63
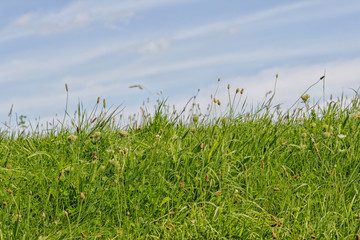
12, 12, 38, 27
173, 0, 360, 41
68, 39, 360, 89
1, 0, 193, 41
137, 38, 170, 54
173, 1, 317, 40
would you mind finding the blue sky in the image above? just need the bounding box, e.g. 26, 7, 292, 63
1, 0, 360, 125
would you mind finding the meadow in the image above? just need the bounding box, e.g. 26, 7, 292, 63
1, 80, 360, 239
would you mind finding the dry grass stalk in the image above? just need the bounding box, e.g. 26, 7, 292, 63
80, 192, 85, 200
314, 144, 319, 153
205, 174, 209, 182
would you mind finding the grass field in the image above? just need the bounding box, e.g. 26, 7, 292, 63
1, 81, 360, 239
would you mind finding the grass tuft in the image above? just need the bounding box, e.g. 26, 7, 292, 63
1, 80, 360, 238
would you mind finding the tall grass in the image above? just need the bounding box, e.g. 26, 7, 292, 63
1, 79, 360, 239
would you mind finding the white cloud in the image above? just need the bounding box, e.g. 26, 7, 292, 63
13, 12, 38, 27
173, 1, 317, 40
173, 0, 360, 41
138, 38, 170, 54
1, 0, 193, 40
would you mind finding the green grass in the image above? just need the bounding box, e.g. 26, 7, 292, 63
1, 83, 360, 239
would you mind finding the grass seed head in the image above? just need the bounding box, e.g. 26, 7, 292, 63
192, 115, 199, 123
323, 132, 331, 138
272, 232, 277, 239
8, 189, 13, 195
337, 134, 346, 139
67, 135, 78, 144
81, 232, 86, 238
273, 187, 280, 191
261, 161, 265, 168
94, 131, 101, 139
301, 94, 310, 103
42, 212, 46, 218
215, 190, 221, 196
205, 174, 209, 182
217, 99, 221, 106
103, 99, 106, 108
119, 130, 128, 137
180, 182, 185, 188
310, 235, 316, 239
64, 211, 68, 217
3, 201, 7, 206
80, 192, 85, 200
240, 88, 244, 94
236, 88, 240, 94
65, 83, 68, 92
